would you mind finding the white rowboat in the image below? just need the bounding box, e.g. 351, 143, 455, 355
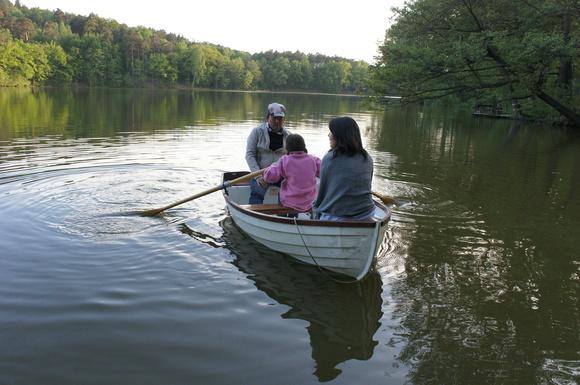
221, 171, 391, 281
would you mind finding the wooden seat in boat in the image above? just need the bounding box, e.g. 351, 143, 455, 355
239, 203, 310, 215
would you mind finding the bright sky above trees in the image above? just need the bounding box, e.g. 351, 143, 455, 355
20, 0, 404, 63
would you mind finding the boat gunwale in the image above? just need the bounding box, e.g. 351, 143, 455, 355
222, 172, 391, 228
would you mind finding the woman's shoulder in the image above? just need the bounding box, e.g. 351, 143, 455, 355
321, 151, 334, 159
323, 151, 371, 166
343, 151, 372, 161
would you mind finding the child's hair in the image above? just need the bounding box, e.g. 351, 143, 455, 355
284, 134, 308, 154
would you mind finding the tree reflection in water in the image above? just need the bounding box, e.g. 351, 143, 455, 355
386, 215, 580, 384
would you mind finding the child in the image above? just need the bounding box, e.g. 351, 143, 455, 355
263, 134, 321, 212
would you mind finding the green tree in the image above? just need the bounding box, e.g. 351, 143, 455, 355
287, 56, 313, 89
0, 28, 11, 44
83, 14, 115, 41
0, 39, 49, 85
245, 59, 261, 89
261, 56, 289, 90
53, 8, 65, 23
0, 39, 33, 85
226, 57, 249, 89
83, 35, 108, 85
0, 0, 11, 17
2, 16, 34, 41
197, 45, 223, 88
0, 1, 368, 92
62, 33, 111, 86
348, 60, 369, 93
150, 30, 172, 54
104, 44, 125, 86
44, 41, 72, 84
22, 6, 53, 28
148, 52, 177, 84
122, 28, 144, 77
28, 42, 50, 84
42, 20, 59, 41
56, 21, 74, 40
368, 0, 580, 126
313, 60, 351, 93
182, 45, 207, 87
212, 54, 231, 89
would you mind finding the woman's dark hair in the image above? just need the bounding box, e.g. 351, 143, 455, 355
284, 134, 308, 154
329, 116, 368, 160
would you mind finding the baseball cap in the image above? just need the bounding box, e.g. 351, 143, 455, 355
267, 103, 286, 117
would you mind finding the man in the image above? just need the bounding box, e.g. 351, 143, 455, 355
245, 102, 290, 204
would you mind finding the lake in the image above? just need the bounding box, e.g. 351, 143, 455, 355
0, 87, 578, 385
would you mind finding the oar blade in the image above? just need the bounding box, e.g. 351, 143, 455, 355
372, 191, 409, 207
138, 208, 165, 217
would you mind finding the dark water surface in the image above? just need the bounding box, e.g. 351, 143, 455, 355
1, 88, 578, 384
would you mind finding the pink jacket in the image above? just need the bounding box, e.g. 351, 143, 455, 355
263, 151, 321, 211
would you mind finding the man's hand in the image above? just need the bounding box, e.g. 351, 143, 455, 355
256, 175, 267, 187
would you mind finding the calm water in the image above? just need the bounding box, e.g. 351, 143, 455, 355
0, 88, 578, 385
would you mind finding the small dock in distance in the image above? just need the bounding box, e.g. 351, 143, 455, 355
472, 105, 512, 119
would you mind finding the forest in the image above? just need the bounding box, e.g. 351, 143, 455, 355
368, 0, 580, 127
4, 0, 579, 127
0, 0, 369, 93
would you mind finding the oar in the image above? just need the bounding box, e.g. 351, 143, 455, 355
372, 191, 409, 207
138, 169, 265, 216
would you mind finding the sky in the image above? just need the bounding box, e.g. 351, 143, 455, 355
20, 0, 405, 63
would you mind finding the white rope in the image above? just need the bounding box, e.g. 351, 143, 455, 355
292, 217, 359, 284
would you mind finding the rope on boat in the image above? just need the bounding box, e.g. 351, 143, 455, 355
292, 217, 359, 284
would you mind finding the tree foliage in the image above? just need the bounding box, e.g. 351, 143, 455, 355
0, 0, 369, 93
368, 0, 580, 127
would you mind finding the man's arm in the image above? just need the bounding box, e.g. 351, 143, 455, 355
245, 127, 261, 173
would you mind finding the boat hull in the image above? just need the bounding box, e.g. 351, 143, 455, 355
222, 172, 390, 280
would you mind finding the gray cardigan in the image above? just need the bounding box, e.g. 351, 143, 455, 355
245, 122, 290, 177
312, 151, 375, 220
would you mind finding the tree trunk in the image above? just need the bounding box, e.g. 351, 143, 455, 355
534, 88, 580, 128
487, 45, 577, 127
558, 11, 573, 86
505, 84, 522, 119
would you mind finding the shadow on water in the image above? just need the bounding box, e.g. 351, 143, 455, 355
180, 217, 384, 382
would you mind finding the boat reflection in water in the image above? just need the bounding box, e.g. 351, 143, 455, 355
211, 217, 383, 381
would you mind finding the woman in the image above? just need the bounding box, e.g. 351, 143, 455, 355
312, 116, 375, 220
